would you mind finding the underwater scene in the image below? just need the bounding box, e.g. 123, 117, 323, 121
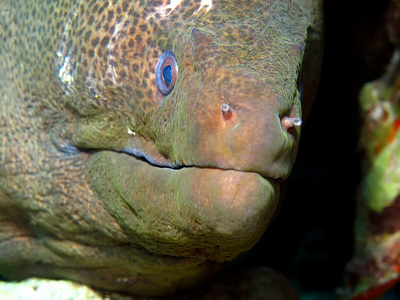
0, 0, 400, 299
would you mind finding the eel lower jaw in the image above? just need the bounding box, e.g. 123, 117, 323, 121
89, 149, 281, 262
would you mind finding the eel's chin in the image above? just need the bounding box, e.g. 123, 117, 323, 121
88, 150, 280, 263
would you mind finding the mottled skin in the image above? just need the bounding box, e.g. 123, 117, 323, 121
0, 0, 322, 296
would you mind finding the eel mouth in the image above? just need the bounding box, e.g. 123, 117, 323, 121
87, 146, 281, 262
121, 131, 294, 182
120, 144, 283, 185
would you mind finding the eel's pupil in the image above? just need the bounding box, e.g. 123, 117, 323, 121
163, 65, 172, 85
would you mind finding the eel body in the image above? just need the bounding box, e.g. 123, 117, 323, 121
0, 0, 322, 296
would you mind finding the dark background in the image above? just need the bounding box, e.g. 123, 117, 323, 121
244, 0, 395, 296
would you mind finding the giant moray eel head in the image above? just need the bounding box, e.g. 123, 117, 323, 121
150, 25, 302, 180
146, 6, 310, 180
59, 0, 321, 272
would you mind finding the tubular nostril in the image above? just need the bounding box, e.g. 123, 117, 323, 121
221, 103, 232, 120
281, 116, 302, 130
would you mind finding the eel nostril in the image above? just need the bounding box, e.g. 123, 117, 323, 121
281, 116, 302, 130
221, 103, 232, 120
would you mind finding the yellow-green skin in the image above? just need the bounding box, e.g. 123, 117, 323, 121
0, 0, 322, 296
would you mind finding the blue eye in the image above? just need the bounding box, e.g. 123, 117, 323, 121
163, 65, 172, 85
155, 50, 178, 95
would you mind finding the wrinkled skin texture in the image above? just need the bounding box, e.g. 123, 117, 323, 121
0, 0, 322, 296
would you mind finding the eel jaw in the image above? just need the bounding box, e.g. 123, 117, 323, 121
88, 146, 281, 263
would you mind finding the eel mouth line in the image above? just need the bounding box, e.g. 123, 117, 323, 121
118, 148, 281, 183
68, 136, 286, 184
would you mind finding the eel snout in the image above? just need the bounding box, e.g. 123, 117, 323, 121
216, 99, 301, 180
167, 73, 302, 181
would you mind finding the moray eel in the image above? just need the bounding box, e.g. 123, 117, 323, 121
0, 0, 322, 296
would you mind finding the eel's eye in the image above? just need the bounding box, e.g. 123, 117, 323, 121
155, 50, 178, 95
